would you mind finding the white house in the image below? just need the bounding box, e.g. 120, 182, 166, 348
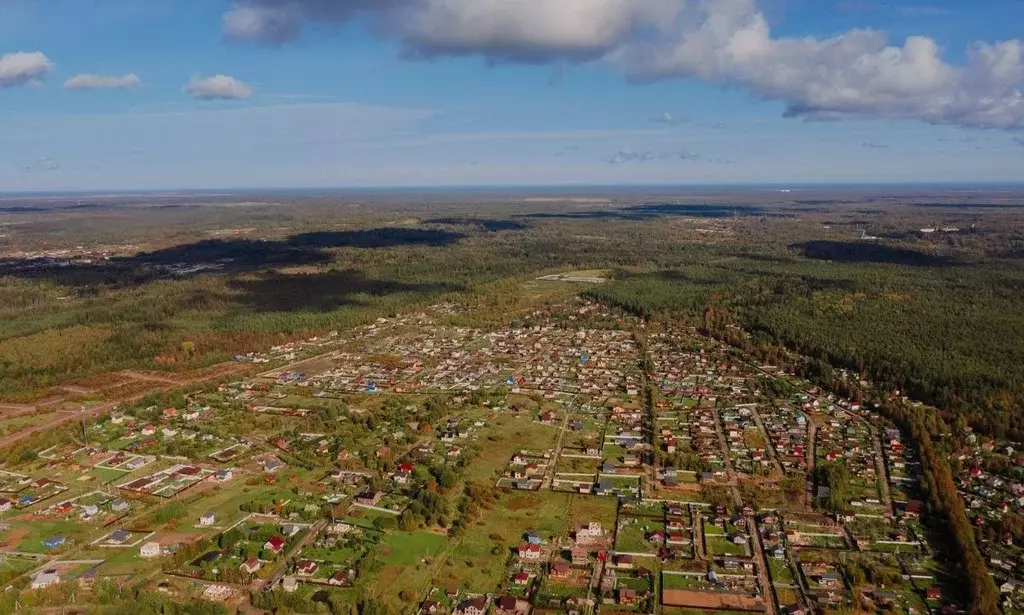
199, 511, 216, 526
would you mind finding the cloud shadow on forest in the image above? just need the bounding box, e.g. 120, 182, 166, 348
793, 240, 954, 267
0, 228, 467, 288
227, 269, 463, 312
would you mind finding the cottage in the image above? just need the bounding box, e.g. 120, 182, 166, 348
199, 511, 216, 526
457, 597, 487, 615
264, 536, 286, 554
295, 559, 319, 575
571, 546, 589, 565
44, 536, 66, 549
618, 587, 638, 606
356, 490, 384, 506
518, 543, 541, 560
496, 596, 530, 615
263, 457, 286, 473
240, 557, 261, 574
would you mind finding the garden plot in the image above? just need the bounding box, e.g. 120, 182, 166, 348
41, 491, 133, 525
118, 464, 214, 498
94, 451, 156, 472
0, 471, 69, 509
209, 442, 251, 463
497, 451, 550, 491
784, 519, 850, 550
91, 528, 153, 548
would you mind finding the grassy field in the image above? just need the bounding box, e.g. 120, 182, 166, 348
5, 519, 88, 553
614, 520, 657, 554
379, 531, 447, 566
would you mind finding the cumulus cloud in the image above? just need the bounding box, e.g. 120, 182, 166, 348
64, 73, 142, 91
224, 0, 680, 61
222, 0, 1024, 131
23, 156, 60, 173
0, 51, 52, 88
611, 0, 1024, 130
606, 148, 702, 163
391, 0, 681, 62
185, 75, 253, 100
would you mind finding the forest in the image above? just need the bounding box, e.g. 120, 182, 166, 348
3, 188, 1024, 445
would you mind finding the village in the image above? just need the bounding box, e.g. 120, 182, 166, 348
0, 297, 986, 614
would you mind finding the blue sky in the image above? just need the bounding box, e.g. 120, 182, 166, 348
1, 0, 1023, 190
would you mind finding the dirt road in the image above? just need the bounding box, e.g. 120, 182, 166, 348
0, 363, 250, 449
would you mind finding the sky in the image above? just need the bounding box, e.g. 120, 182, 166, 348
1, 0, 1023, 191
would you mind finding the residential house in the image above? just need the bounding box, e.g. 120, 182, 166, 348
295, 559, 319, 575
240, 557, 261, 574
496, 596, 530, 615
618, 588, 638, 606
518, 543, 541, 560
457, 597, 487, 615
571, 546, 589, 565
264, 536, 286, 554
356, 491, 383, 506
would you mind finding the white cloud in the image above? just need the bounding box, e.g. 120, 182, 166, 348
391, 0, 680, 62
64, 73, 142, 91
185, 75, 253, 100
223, 0, 679, 60
222, 0, 1024, 131
0, 51, 52, 88
612, 0, 1024, 129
